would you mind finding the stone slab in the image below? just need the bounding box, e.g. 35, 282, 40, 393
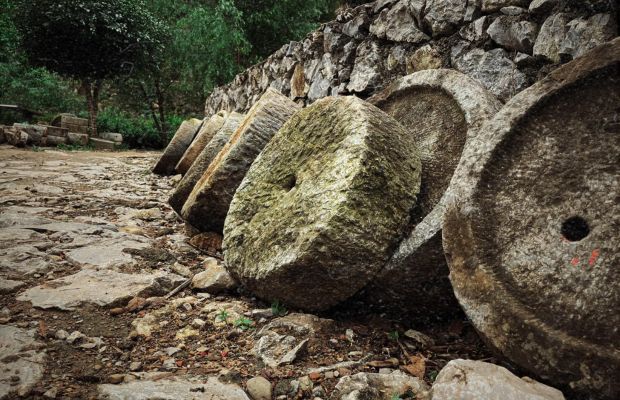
442, 38, 620, 399
90, 138, 118, 150
66, 132, 89, 146
223, 96, 421, 311
0, 325, 45, 399
169, 112, 244, 214
17, 269, 185, 310
152, 118, 203, 176
175, 111, 227, 175
364, 69, 501, 316
182, 88, 300, 232
65, 237, 150, 269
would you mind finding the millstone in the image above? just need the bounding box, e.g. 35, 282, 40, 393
363, 69, 501, 316
223, 96, 422, 311
175, 111, 228, 175
442, 38, 620, 399
181, 88, 300, 232
169, 112, 244, 214
152, 118, 203, 175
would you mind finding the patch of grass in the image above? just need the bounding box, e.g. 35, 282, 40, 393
57, 143, 94, 152
428, 370, 439, 382
271, 300, 287, 317
233, 317, 253, 331
215, 309, 229, 322
387, 330, 400, 342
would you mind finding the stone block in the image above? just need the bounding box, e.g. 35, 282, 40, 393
152, 118, 203, 175
175, 111, 227, 175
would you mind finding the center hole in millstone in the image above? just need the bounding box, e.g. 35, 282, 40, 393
561, 216, 590, 242
282, 174, 297, 191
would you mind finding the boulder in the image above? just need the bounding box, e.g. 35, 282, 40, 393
223, 96, 421, 311
99, 132, 123, 143
45, 135, 67, 147
533, 13, 570, 63
182, 89, 300, 232
152, 118, 203, 175
191, 259, 238, 294
347, 41, 383, 93
168, 112, 244, 214
334, 370, 429, 400
14, 123, 46, 145
175, 111, 227, 175
424, 0, 466, 37
560, 13, 617, 60
430, 360, 565, 400
442, 39, 620, 399
369, 0, 429, 43
4, 127, 29, 147
486, 16, 539, 53
89, 137, 118, 150
364, 69, 500, 316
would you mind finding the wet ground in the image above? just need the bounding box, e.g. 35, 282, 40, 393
0, 146, 494, 399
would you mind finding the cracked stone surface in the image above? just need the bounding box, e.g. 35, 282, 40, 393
0, 325, 45, 398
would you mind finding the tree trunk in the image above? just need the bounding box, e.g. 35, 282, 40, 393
83, 80, 102, 138
155, 79, 167, 145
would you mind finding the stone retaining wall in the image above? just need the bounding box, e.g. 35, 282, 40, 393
204, 0, 617, 115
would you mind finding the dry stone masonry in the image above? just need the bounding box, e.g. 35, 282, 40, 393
442, 38, 620, 398
152, 118, 203, 176
203, 0, 617, 112
223, 96, 421, 311
181, 89, 300, 232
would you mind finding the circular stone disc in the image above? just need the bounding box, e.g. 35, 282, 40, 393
364, 69, 501, 316
443, 39, 620, 398
175, 111, 227, 175
223, 96, 422, 311
169, 112, 244, 214
152, 118, 203, 176
181, 89, 300, 233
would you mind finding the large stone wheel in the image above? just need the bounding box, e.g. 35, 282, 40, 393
181, 89, 300, 232
443, 38, 620, 399
223, 96, 422, 311
152, 118, 203, 176
169, 113, 244, 214
363, 69, 501, 316
175, 111, 227, 175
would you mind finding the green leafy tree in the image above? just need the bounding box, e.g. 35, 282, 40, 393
13, 0, 166, 136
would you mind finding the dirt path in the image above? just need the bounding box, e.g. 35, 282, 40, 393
0, 146, 493, 399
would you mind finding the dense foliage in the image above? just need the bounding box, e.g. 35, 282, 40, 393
2, 0, 365, 148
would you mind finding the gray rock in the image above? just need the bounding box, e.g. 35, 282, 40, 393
0, 278, 25, 294
246, 376, 272, 400
65, 237, 150, 269
182, 89, 300, 233
443, 38, 620, 399
366, 69, 500, 316
560, 13, 617, 60
459, 16, 489, 42
98, 373, 250, 400
451, 45, 528, 101
17, 269, 184, 310
168, 112, 244, 214
347, 41, 383, 93
152, 118, 203, 176
533, 13, 570, 63
369, 0, 429, 43
487, 16, 539, 53
224, 96, 421, 311
334, 370, 429, 400
406, 45, 443, 73
289, 63, 308, 99
175, 111, 227, 175
191, 260, 238, 294
528, 0, 558, 14
501, 6, 526, 15
342, 12, 369, 39
0, 325, 45, 398
482, 0, 530, 12
100, 132, 123, 143
424, 0, 467, 36
66, 132, 89, 146
431, 360, 565, 400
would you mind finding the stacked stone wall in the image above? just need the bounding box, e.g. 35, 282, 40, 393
204, 0, 617, 115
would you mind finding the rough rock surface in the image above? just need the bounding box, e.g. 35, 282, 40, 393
175, 111, 227, 175
431, 360, 565, 400
182, 89, 300, 233
334, 370, 430, 400
191, 259, 238, 294
363, 69, 500, 316
487, 16, 539, 53
98, 374, 250, 400
0, 325, 45, 398
442, 39, 620, 399
168, 112, 244, 214
152, 118, 203, 176
224, 96, 421, 311
17, 269, 184, 310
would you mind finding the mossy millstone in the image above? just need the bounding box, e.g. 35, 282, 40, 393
152, 118, 203, 176
364, 69, 501, 316
223, 96, 422, 311
175, 111, 228, 175
442, 38, 620, 399
181, 88, 300, 232
169, 112, 244, 214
